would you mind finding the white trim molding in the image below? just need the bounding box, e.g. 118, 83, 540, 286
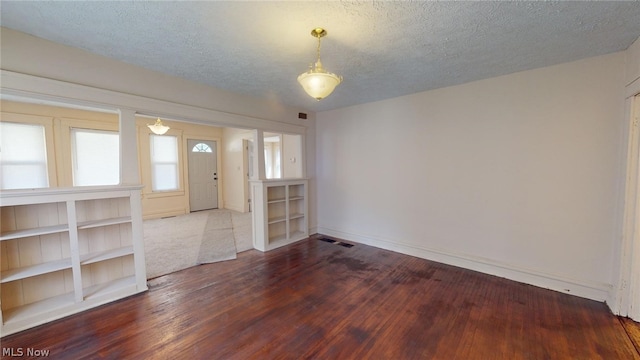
0, 70, 307, 135
626, 74, 640, 98
318, 226, 613, 302
612, 80, 640, 320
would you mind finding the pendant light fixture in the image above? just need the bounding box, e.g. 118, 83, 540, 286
297, 28, 342, 100
147, 118, 170, 135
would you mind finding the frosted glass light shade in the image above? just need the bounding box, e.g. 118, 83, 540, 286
297, 60, 342, 100
147, 118, 170, 135
298, 71, 342, 100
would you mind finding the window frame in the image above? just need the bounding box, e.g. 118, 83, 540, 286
264, 134, 283, 179
149, 133, 180, 192
58, 117, 119, 187
0, 112, 57, 188
70, 127, 121, 187
191, 142, 213, 153
141, 124, 184, 199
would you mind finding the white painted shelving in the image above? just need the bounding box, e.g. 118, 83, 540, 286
251, 179, 308, 252
0, 185, 147, 337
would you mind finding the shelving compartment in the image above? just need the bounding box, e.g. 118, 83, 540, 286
78, 222, 133, 262
1, 202, 74, 326
267, 207, 287, 244
266, 185, 287, 243
252, 180, 308, 252
289, 217, 307, 240
287, 183, 306, 240
268, 221, 287, 244
288, 184, 305, 201
266, 186, 286, 203
0, 186, 147, 337
1, 269, 75, 325
73, 196, 136, 304
267, 201, 286, 225
1, 233, 72, 284
76, 196, 135, 299
76, 197, 131, 228
81, 256, 135, 300
1, 202, 68, 241
288, 193, 305, 221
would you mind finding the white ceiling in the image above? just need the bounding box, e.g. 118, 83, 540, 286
2, 1, 640, 113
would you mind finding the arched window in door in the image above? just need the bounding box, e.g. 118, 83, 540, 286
192, 143, 213, 153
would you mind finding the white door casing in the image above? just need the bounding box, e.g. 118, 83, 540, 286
616, 91, 640, 321
188, 139, 218, 212
245, 139, 252, 212
629, 94, 640, 320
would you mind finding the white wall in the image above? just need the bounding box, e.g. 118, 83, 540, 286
282, 134, 303, 178
625, 36, 640, 86
305, 118, 317, 234
316, 52, 626, 301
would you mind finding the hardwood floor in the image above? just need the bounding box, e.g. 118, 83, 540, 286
2, 236, 639, 359
622, 316, 640, 355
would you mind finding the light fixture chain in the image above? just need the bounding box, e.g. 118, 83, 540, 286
298, 27, 341, 100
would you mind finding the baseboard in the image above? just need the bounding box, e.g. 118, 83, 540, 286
143, 207, 186, 220
607, 290, 621, 315
318, 226, 612, 302
309, 226, 318, 236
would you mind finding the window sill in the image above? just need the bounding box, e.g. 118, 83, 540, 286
144, 190, 185, 199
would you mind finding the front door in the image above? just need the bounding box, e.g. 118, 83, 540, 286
188, 139, 218, 211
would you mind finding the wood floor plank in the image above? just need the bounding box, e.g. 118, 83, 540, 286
1, 236, 638, 359
621, 316, 640, 354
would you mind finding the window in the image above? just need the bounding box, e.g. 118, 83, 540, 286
0, 122, 49, 189
71, 128, 120, 186
192, 143, 212, 153
263, 133, 302, 179
264, 135, 281, 179
150, 135, 179, 191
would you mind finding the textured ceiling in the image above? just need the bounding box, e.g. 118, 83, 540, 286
2, 1, 640, 112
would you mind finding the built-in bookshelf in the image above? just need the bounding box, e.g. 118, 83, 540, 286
251, 179, 308, 251
0, 186, 147, 337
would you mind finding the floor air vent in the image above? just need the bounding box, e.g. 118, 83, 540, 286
318, 237, 354, 248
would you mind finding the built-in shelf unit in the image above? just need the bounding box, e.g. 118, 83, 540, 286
0, 185, 147, 337
251, 179, 308, 252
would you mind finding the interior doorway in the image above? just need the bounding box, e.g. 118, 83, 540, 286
188, 139, 218, 211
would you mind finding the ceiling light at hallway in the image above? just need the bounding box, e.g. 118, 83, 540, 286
297, 28, 342, 101
147, 118, 170, 135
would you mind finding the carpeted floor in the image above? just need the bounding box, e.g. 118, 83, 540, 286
232, 210, 253, 253
197, 211, 236, 264
143, 209, 252, 279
